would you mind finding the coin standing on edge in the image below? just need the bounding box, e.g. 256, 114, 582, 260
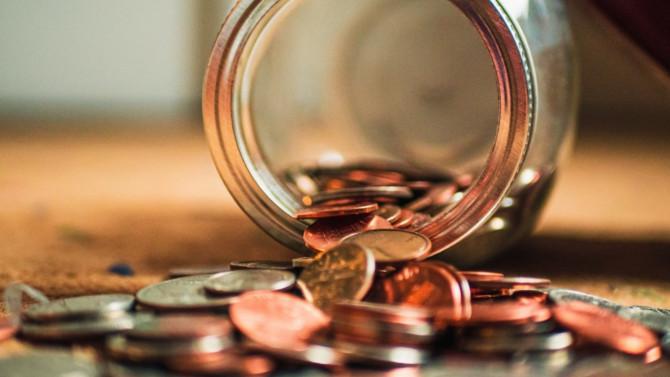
298, 243, 376, 312
303, 214, 393, 253
341, 229, 432, 265
203, 270, 296, 295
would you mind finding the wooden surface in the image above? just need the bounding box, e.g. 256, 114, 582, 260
1, 122, 669, 315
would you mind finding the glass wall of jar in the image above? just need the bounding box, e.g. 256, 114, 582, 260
203, 0, 577, 266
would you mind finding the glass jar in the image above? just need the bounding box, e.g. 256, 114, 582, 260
203, 0, 577, 267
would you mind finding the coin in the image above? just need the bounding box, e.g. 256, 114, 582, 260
465, 319, 556, 337
459, 331, 573, 353
551, 301, 660, 357
630, 305, 670, 317
126, 314, 232, 340
303, 214, 393, 253
406, 212, 432, 231
203, 270, 296, 295
298, 243, 375, 312
619, 307, 670, 334
0, 351, 102, 377
547, 289, 626, 314
392, 209, 415, 229
23, 294, 135, 323
371, 204, 402, 223
341, 229, 432, 264
21, 313, 151, 340
245, 340, 345, 369
468, 277, 551, 290
443, 301, 551, 326
432, 262, 472, 321
335, 340, 430, 366
512, 290, 548, 304
292, 257, 315, 268
136, 275, 239, 310
229, 260, 296, 271
0, 317, 18, 341
366, 262, 465, 320
168, 266, 230, 278
293, 202, 378, 219
302, 186, 413, 206
230, 291, 329, 351
461, 271, 504, 281
107, 334, 233, 363
164, 352, 275, 375
404, 183, 457, 212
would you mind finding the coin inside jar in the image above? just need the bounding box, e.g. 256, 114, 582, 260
203, 270, 296, 295
293, 202, 379, 219
341, 229, 432, 264
23, 294, 135, 323
298, 243, 375, 312
303, 214, 393, 253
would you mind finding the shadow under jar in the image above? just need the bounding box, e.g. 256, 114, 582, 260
203, 0, 577, 267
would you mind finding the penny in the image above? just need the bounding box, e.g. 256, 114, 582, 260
0, 351, 102, 377
335, 340, 430, 366
126, 314, 232, 340
298, 243, 375, 312
203, 270, 296, 295
230, 291, 329, 351
136, 275, 239, 310
0, 317, 19, 341
406, 212, 432, 231
302, 186, 413, 206
23, 294, 135, 323
551, 301, 660, 356
443, 301, 551, 326
341, 170, 405, 186
404, 183, 457, 212
21, 313, 152, 340
366, 262, 465, 320
548, 289, 626, 314
245, 340, 345, 369
168, 266, 230, 278
461, 271, 504, 281
229, 260, 296, 271
433, 262, 472, 321
372, 204, 402, 223
459, 331, 573, 353
392, 209, 415, 229
468, 277, 551, 290
512, 290, 548, 305
165, 352, 275, 375
303, 214, 393, 253
293, 202, 378, 219
342, 229, 432, 264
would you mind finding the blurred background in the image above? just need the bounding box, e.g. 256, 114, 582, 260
1, 0, 669, 303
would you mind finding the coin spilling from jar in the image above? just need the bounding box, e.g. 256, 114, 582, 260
3, 164, 670, 374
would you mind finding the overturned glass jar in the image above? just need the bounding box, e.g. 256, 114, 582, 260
203, 0, 577, 267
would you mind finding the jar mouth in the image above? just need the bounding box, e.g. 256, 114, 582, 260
204, 0, 535, 257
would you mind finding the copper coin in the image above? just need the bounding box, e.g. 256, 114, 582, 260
126, 314, 232, 340
165, 352, 275, 375
365, 262, 464, 320
392, 209, 415, 229
432, 262, 472, 321
404, 183, 457, 212
293, 202, 378, 219
372, 204, 402, 223
0, 317, 18, 341
342, 170, 406, 186
230, 291, 329, 351
302, 186, 413, 206
441, 301, 550, 326
341, 229, 432, 264
297, 243, 375, 312
468, 277, 551, 290
331, 300, 433, 324
303, 214, 393, 253
513, 290, 548, 305
406, 212, 432, 231
461, 271, 505, 281
551, 301, 660, 356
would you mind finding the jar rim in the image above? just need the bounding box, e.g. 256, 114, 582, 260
203, 0, 535, 257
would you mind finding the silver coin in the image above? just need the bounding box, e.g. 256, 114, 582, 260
168, 266, 230, 279
23, 294, 135, 323
620, 307, 670, 334
245, 340, 345, 369
0, 351, 102, 377
292, 257, 315, 268
21, 313, 152, 340
107, 334, 233, 363
547, 289, 627, 314
230, 261, 296, 271
136, 275, 239, 310
341, 229, 432, 264
304, 186, 413, 206
204, 270, 296, 295
630, 305, 670, 317
372, 204, 402, 223
464, 319, 556, 337
334, 340, 429, 366
459, 331, 573, 353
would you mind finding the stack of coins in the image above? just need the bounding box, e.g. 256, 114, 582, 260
20, 294, 146, 341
